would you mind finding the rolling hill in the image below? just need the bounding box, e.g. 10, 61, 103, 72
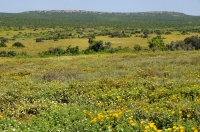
0, 10, 200, 29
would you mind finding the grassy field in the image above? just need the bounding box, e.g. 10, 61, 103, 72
0, 51, 200, 131
1, 28, 200, 56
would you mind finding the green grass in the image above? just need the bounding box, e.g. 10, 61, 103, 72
0, 51, 200, 131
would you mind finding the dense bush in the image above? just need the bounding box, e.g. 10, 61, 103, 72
39, 46, 80, 56
165, 31, 172, 34
66, 45, 80, 55
166, 41, 195, 51
12, 42, 25, 47
7, 51, 17, 56
110, 31, 130, 38
0, 37, 8, 43
0, 42, 7, 47
0, 37, 8, 47
184, 36, 200, 50
148, 36, 166, 51
0, 51, 7, 57
36, 38, 43, 42
47, 47, 64, 56
0, 51, 17, 57
88, 38, 104, 52
154, 30, 163, 35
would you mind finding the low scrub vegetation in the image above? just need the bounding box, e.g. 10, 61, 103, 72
39, 45, 80, 56
12, 42, 25, 48
0, 52, 200, 131
0, 51, 28, 57
0, 14, 200, 131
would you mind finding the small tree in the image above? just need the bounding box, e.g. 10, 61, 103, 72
12, 42, 25, 47
148, 36, 166, 51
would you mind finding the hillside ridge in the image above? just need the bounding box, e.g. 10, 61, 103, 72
24, 10, 187, 16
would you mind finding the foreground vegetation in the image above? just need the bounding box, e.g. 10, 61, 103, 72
0, 10, 200, 131
0, 51, 200, 131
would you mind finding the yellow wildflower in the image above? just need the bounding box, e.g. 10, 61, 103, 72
83, 110, 87, 114
148, 122, 155, 128
140, 121, 145, 125
180, 126, 184, 132
90, 118, 97, 123
116, 96, 120, 99
108, 125, 112, 129
153, 126, 157, 131
167, 128, 172, 131
131, 122, 136, 127
187, 114, 191, 118
145, 126, 150, 129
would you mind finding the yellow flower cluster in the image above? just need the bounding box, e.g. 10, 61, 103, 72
144, 122, 159, 132
89, 111, 123, 123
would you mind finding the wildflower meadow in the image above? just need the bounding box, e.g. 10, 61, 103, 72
0, 51, 200, 131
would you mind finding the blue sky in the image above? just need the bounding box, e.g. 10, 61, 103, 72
0, 0, 200, 16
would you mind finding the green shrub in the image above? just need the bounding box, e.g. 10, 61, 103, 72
184, 36, 200, 50
66, 45, 80, 55
0, 42, 7, 47
12, 42, 25, 47
36, 38, 43, 42
88, 40, 104, 52
165, 31, 171, 34
166, 41, 195, 51
133, 44, 142, 51
7, 51, 17, 56
105, 42, 112, 48
0, 37, 8, 43
48, 47, 64, 56
0, 51, 17, 57
0, 51, 7, 57
148, 36, 166, 51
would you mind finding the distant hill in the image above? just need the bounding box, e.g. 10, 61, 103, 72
0, 10, 199, 29
25, 10, 187, 16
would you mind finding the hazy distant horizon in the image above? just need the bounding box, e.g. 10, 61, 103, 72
0, 0, 199, 16
0, 10, 198, 17
0, 10, 193, 14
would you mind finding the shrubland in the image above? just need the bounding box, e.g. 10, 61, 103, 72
0, 10, 200, 131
